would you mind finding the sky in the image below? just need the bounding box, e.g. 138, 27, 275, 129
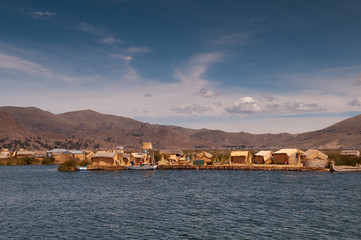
1, 0, 361, 134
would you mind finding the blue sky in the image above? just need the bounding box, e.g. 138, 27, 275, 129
1, 0, 361, 133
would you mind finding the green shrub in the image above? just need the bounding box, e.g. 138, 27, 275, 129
79, 160, 91, 166
58, 160, 78, 171
42, 157, 55, 165
328, 153, 361, 166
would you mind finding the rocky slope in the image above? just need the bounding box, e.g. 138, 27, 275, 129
0, 106, 360, 151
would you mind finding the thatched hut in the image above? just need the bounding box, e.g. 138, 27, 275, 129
15, 150, 34, 158
64, 150, 86, 161
302, 149, 329, 168
160, 150, 183, 165
196, 151, 213, 165
131, 153, 143, 165
91, 152, 120, 166
33, 151, 47, 160
168, 154, 180, 164
0, 150, 11, 159
142, 142, 153, 150
254, 151, 273, 164
157, 156, 169, 166
230, 151, 252, 165
86, 151, 94, 161
272, 149, 302, 165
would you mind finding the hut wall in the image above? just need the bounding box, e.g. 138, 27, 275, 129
254, 156, 265, 164
288, 155, 297, 165
303, 159, 329, 168
273, 154, 288, 164
73, 153, 86, 161
134, 157, 142, 164
198, 156, 213, 164
53, 154, 72, 163
92, 157, 116, 166
231, 156, 246, 164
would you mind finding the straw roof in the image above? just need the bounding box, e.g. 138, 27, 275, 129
16, 151, 34, 156
48, 149, 68, 153
33, 152, 47, 158
230, 151, 250, 157
197, 151, 213, 159
92, 152, 117, 158
169, 154, 179, 160
255, 151, 272, 159
0, 152, 10, 159
274, 149, 301, 156
142, 142, 153, 150
160, 149, 183, 156
302, 149, 328, 160
131, 153, 142, 158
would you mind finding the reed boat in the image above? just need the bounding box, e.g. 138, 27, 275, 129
126, 165, 157, 170
76, 166, 87, 171
330, 161, 361, 172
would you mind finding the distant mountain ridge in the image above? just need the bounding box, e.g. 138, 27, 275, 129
0, 106, 361, 151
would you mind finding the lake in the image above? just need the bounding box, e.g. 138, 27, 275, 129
0, 165, 361, 239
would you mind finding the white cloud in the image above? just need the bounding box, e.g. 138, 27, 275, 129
352, 74, 361, 86
100, 37, 123, 45
126, 46, 149, 53
172, 104, 213, 114
0, 52, 52, 78
250, 14, 268, 23
208, 32, 251, 45
77, 22, 107, 36
173, 52, 223, 87
194, 88, 220, 98
225, 97, 261, 115
109, 53, 132, 61
259, 94, 278, 102
349, 97, 361, 106
32, 11, 56, 16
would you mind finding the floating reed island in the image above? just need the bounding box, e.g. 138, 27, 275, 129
2, 143, 360, 172
83, 142, 339, 172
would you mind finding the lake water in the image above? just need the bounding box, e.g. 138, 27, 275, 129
0, 165, 361, 239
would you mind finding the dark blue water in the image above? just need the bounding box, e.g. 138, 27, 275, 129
0, 165, 361, 239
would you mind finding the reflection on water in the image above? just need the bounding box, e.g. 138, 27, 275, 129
0, 165, 361, 239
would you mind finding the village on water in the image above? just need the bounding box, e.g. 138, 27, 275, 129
1, 142, 361, 172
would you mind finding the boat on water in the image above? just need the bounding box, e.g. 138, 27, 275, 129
76, 166, 87, 171
330, 161, 361, 172
126, 165, 157, 170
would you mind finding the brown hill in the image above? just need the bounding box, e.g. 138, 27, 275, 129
0, 106, 360, 151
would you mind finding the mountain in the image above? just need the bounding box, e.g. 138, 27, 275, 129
0, 106, 360, 151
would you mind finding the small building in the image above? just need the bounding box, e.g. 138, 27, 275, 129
196, 151, 213, 165
15, 150, 34, 158
230, 151, 252, 165
340, 150, 360, 157
33, 151, 47, 160
160, 150, 183, 165
272, 149, 302, 165
86, 151, 94, 161
168, 154, 180, 164
91, 152, 120, 166
254, 151, 273, 164
64, 150, 86, 161
157, 156, 169, 166
142, 142, 153, 150
47, 149, 71, 163
131, 153, 143, 165
302, 149, 329, 168
0, 149, 11, 159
